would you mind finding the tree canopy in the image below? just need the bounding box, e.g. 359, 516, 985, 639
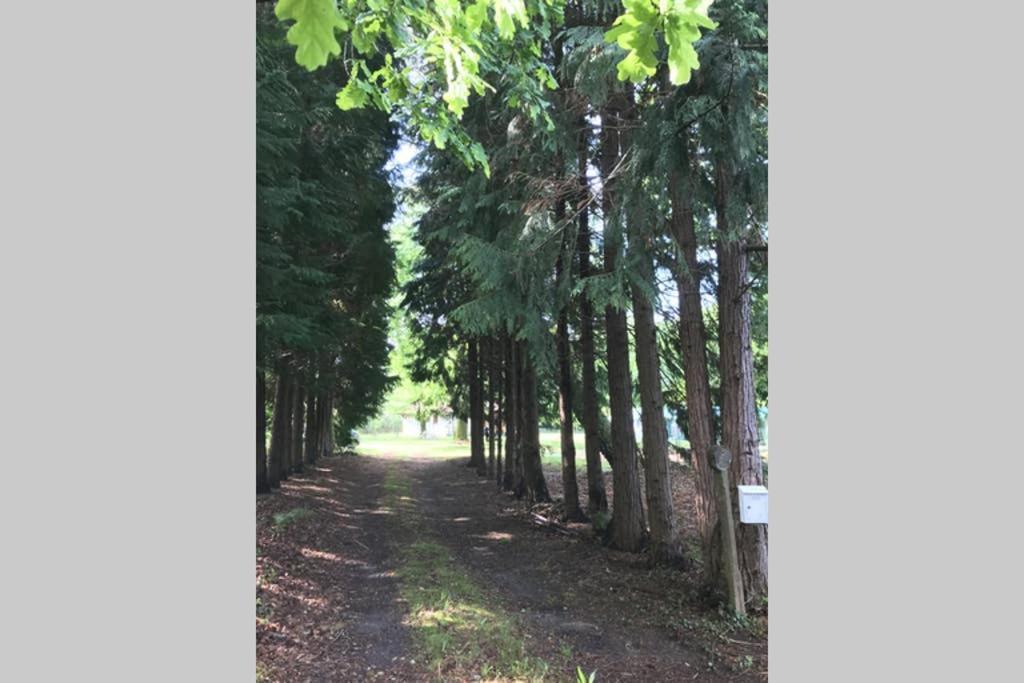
273, 0, 717, 171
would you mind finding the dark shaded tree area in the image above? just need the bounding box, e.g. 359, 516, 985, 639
256, 8, 398, 492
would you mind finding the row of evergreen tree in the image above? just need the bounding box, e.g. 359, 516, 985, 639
256, 9, 399, 491
399, 0, 768, 605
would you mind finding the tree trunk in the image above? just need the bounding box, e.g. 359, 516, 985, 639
519, 342, 552, 504
496, 335, 505, 488
468, 338, 487, 475
604, 285, 646, 551
601, 98, 646, 552
304, 391, 318, 466
669, 153, 721, 580
487, 336, 497, 478
512, 340, 527, 499
257, 371, 270, 494
268, 363, 291, 486
556, 200, 584, 521
455, 417, 467, 441
503, 334, 517, 491
575, 115, 609, 514
321, 392, 334, 458
631, 257, 685, 565
291, 384, 305, 474
311, 392, 322, 462
715, 155, 768, 605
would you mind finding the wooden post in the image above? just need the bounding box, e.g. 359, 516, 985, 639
709, 445, 746, 617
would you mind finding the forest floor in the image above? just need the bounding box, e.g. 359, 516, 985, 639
257, 440, 768, 682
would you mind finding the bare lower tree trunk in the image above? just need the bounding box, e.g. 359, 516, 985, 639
669, 144, 721, 582
605, 289, 645, 551
268, 362, 291, 486
469, 338, 487, 475
715, 155, 768, 604
321, 392, 334, 458
304, 391, 318, 466
632, 257, 685, 565
512, 340, 527, 499
613, 94, 681, 562
487, 337, 497, 479
519, 343, 552, 504
601, 97, 646, 552
312, 392, 324, 463
555, 200, 584, 520
496, 335, 505, 488
291, 384, 305, 474
576, 116, 608, 514
257, 370, 270, 494
503, 335, 517, 491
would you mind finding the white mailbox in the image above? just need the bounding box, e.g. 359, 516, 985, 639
737, 485, 768, 524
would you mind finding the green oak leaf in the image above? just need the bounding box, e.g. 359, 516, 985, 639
665, 16, 700, 84
616, 51, 655, 82
275, 0, 348, 71
622, 0, 658, 21
336, 75, 368, 110
351, 15, 382, 55
606, 0, 718, 84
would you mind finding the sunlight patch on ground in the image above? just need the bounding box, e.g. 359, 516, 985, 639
300, 547, 341, 562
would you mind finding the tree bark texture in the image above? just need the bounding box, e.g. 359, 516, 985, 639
519, 342, 552, 504
304, 391, 318, 466
290, 384, 305, 474
631, 256, 684, 564
496, 335, 505, 488
268, 362, 292, 486
576, 115, 609, 514
555, 198, 584, 521
469, 338, 487, 475
487, 337, 497, 478
257, 371, 270, 493
715, 155, 768, 604
512, 340, 527, 499
669, 146, 721, 581
321, 392, 334, 458
503, 335, 517, 491
600, 96, 646, 552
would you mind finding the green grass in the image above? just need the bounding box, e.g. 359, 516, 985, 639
357, 434, 472, 460
538, 430, 586, 469
359, 431, 768, 474
381, 466, 552, 681
358, 431, 590, 471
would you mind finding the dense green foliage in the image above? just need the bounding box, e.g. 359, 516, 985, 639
273, 0, 714, 172
257, 8, 399, 444
395, 0, 766, 434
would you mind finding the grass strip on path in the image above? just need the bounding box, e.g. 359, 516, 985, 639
381, 465, 554, 682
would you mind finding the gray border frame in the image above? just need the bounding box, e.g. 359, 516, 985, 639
771, 1, 1023, 679
2, 2, 254, 679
